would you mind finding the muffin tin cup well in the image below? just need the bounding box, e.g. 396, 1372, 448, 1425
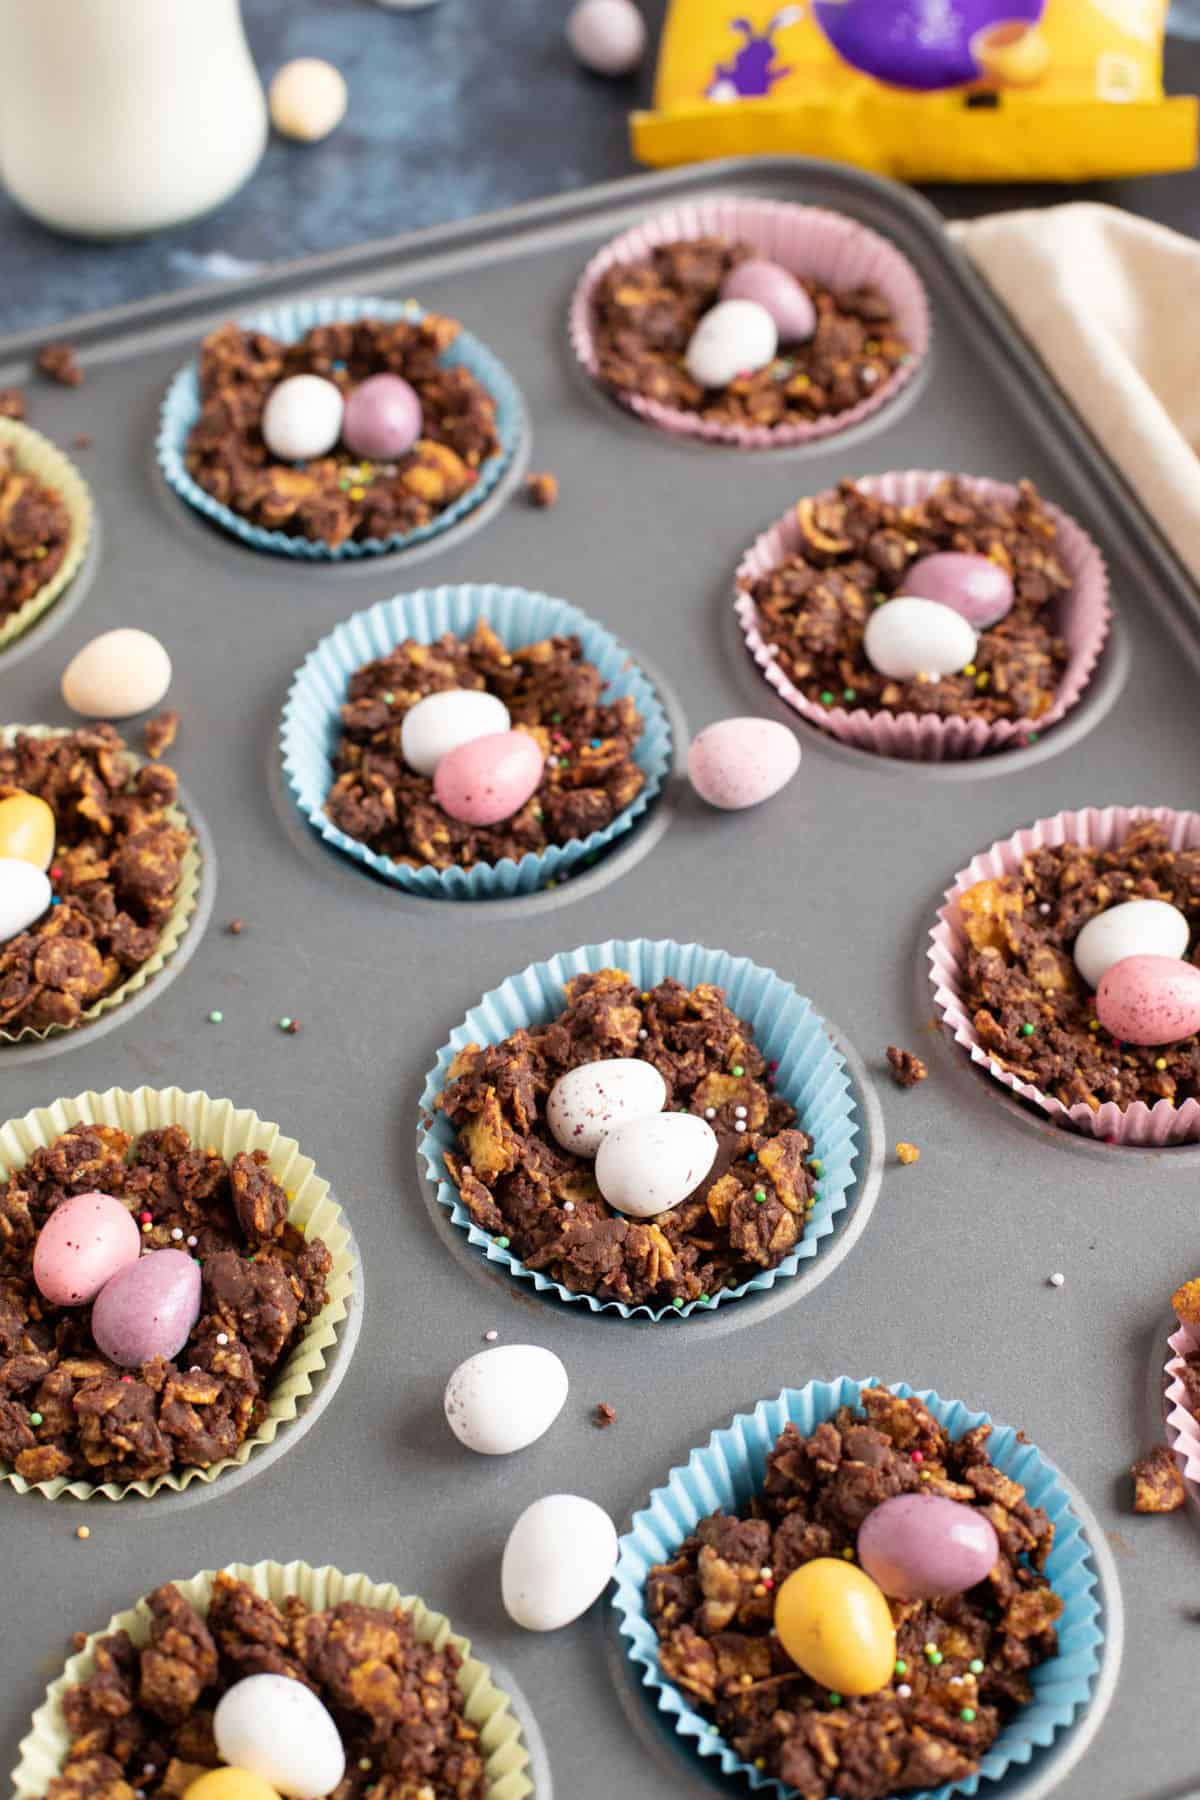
11, 1559, 533, 1800
417, 937, 860, 1320
613, 1377, 1107, 1800
0, 1087, 356, 1501
0, 725, 205, 1047
156, 295, 526, 560
568, 195, 930, 448
0, 420, 93, 654
281, 582, 673, 900
930, 804, 1200, 1146
735, 470, 1111, 763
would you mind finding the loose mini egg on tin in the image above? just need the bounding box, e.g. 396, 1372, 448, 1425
546, 1057, 667, 1157
863, 596, 977, 683
401, 689, 512, 779
1096, 953, 1200, 1046
184, 1772, 281, 1800
719, 259, 816, 342
684, 299, 778, 390
501, 1492, 618, 1629
90, 1247, 203, 1367
1073, 899, 1189, 991
32, 1191, 141, 1306
444, 1343, 568, 1455
0, 792, 55, 869
434, 730, 545, 827
0, 855, 51, 943
342, 373, 423, 460
773, 1558, 896, 1695
268, 57, 348, 143
857, 1493, 999, 1600
900, 552, 1014, 630
687, 717, 800, 811
566, 0, 647, 75
61, 628, 172, 719
594, 1112, 718, 1219
260, 373, 345, 462
213, 1673, 346, 1800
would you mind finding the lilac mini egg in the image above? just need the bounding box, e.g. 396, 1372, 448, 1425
688, 717, 800, 810
434, 730, 545, 827
719, 260, 816, 343
857, 1493, 999, 1601
900, 553, 1014, 631
1096, 953, 1200, 1047
90, 1248, 202, 1368
33, 1191, 141, 1307
341, 373, 424, 460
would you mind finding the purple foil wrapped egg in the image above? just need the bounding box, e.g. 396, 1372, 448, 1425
91, 1248, 203, 1368
719, 260, 816, 343
813, 0, 1045, 91
1096, 954, 1200, 1047
900, 553, 1014, 631
342, 374, 423, 460
857, 1493, 999, 1600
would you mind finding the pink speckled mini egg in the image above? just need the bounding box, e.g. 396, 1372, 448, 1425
687, 717, 800, 810
1096, 953, 1200, 1046
434, 730, 545, 827
32, 1190, 141, 1306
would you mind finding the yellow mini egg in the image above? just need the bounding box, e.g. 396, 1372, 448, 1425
183, 1769, 282, 1800
773, 1557, 896, 1695
0, 792, 55, 869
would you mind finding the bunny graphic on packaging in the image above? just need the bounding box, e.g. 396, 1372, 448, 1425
704, 7, 803, 99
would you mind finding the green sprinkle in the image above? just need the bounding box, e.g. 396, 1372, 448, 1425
699, 1292, 711, 1304
1019, 1022, 1035, 1037
969, 1659, 984, 1675
673, 1297, 685, 1309
732, 1064, 745, 1077
381, 691, 395, 704
871, 588, 886, 603
842, 687, 856, 702
494, 1235, 510, 1249
960, 1707, 976, 1723
207, 1010, 223, 1024
550, 711, 563, 723
708, 1724, 719, 1735
810, 1158, 824, 1176
754, 1188, 767, 1204
820, 690, 836, 706
894, 1659, 908, 1676
926, 1648, 943, 1666
532, 806, 544, 821
28, 1411, 43, 1427
278, 1017, 292, 1031
827, 1692, 842, 1708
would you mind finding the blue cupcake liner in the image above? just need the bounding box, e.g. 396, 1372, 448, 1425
156, 295, 525, 559
417, 938, 860, 1318
281, 583, 672, 900
614, 1377, 1104, 1798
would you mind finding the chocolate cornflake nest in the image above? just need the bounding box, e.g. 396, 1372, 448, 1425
647, 1386, 1063, 1799
0, 1125, 332, 1488
589, 237, 909, 429
958, 822, 1200, 1112
0, 443, 72, 625
745, 478, 1071, 725
326, 619, 646, 873
184, 314, 501, 549
0, 728, 191, 1036
435, 968, 818, 1308
39, 1573, 486, 1800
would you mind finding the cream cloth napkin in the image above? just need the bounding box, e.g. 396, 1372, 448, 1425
951, 201, 1200, 584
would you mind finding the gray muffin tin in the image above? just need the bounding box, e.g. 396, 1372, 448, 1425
0, 156, 1196, 1800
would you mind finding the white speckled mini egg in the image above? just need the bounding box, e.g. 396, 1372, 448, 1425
400, 688, 512, 778
61, 628, 172, 719
213, 1674, 345, 1800
1074, 899, 1190, 991
261, 373, 344, 462
501, 1493, 618, 1630
566, 0, 647, 75
863, 596, 977, 682
545, 1057, 667, 1157
0, 856, 51, 945
684, 299, 778, 390
444, 1343, 568, 1455
595, 1112, 718, 1218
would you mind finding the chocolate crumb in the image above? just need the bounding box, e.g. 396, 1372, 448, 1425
285, 1019, 301, 1035
887, 1045, 928, 1088
1131, 1446, 1186, 1513
72, 432, 94, 450
0, 387, 26, 420
37, 342, 84, 387
593, 1401, 617, 1429
226, 918, 245, 936
525, 471, 559, 508
895, 1141, 920, 1166
143, 707, 179, 759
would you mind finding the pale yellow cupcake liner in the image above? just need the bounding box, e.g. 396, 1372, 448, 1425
0, 1087, 355, 1501
0, 725, 202, 1045
12, 1558, 534, 1800
0, 420, 93, 653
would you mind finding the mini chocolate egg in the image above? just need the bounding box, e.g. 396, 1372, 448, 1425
268, 57, 347, 143
684, 299, 778, 390
863, 596, 977, 682
857, 1493, 999, 1600
900, 552, 1014, 631
546, 1057, 667, 1157
687, 717, 800, 811
773, 1558, 895, 1695
90, 1247, 202, 1368
342, 373, 423, 460
566, 0, 647, 75
719, 259, 816, 342
1096, 953, 1200, 1046
185, 1771, 281, 1800
594, 1113, 718, 1219
1073, 899, 1189, 991
0, 792, 55, 869
214, 1673, 346, 1800
401, 688, 512, 778
61, 628, 172, 719
444, 1343, 568, 1454
0, 856, 51, 943
33, 1191, 141, 1306
501, 1493, 618, 1629
434, 730, 544, 827
260, 374, 344, 462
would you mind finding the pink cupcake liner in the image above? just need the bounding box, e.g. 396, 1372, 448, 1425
569, 196, 930, 448
736, 470, 1112, 763
929, 804, 1200, 1146
1165, 1320, 1200, 1500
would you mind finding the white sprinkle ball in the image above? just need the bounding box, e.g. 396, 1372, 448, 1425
735, 1120, 747, 1133
735, 1104, 747, 1118
171, 1227, 183, 1240
1049, 1271, 1065, 1288
563, 1199, 575, 1213
638, 1028, 648, 1040
483, 1329, 499, 1342
704, 1107, 716, 1119
216, 1331, 229, 1345
1038, 902, 1051, 914
186, 1234, 198, 1247
897, 1683, 912, 1698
